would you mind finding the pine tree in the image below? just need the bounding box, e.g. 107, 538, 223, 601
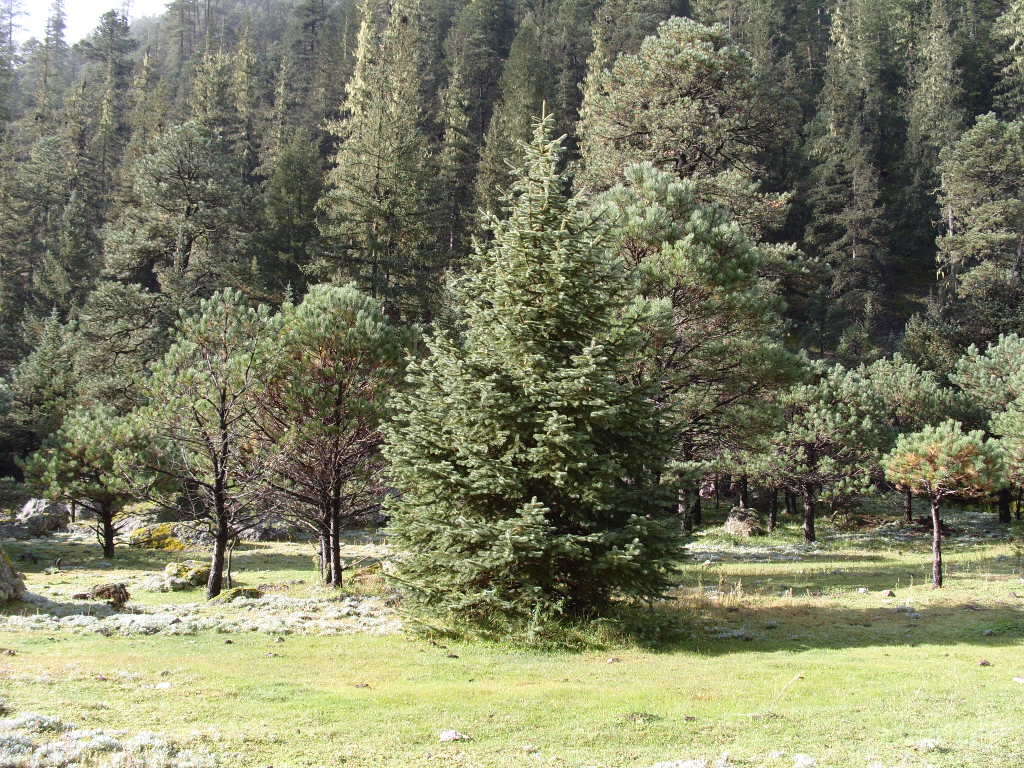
254, 284, 412, 586
884, 420, 1004, 586
995, 0, 1024, 118
79, 10, 138, 201
577, 17, 788, 236
596, 163, 801, 522
385, 116, 678, 626
317, 0, 443, 321
24, 405, 151, 558
935, 113, 1024, 341
802, 0, 900, 348
140, 289, 273, 599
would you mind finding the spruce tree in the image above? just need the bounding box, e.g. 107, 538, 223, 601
384, 116, 678, 626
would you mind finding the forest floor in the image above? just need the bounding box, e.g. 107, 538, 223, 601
1, 501, 1023, 768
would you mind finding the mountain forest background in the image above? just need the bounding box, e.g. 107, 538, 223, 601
1, 0, 1022, 484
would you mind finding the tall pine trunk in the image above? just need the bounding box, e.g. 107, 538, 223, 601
768, 489, 778, 532
931, 497, 943, 588
802, 484, 816, 543
100, 504, 116, 560
329, 505, 343, 587
904, 489, 913, 523
998, 487, 1012, 524
679, 488, 691, 532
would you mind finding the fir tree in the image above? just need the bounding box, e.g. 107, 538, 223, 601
385, 116, 678, 626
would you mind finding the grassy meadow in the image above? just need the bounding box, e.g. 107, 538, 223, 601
2, 502, 1024, 768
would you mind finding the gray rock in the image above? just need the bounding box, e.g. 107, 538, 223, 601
723, 507, 765, 537
0, 546, 25, 602
439, 729, 470, 742
0, 499, 70, 538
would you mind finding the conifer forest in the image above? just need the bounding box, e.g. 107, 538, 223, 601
1, 1, 1024, 766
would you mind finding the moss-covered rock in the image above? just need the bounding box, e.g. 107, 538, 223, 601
0, 547, 26, 602
210, 587, 263, 602
129, 523, 186, 551
163, 560, 211, 586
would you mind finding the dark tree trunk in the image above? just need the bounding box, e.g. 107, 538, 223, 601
1017, 488, 1023, 521
70, 500, 77, 522
904, 489, 913, 523
802, 485, 816, 543
740, 476, 750, 507
931, 497, 943, 588
768, 489, 778, 532
100, 505, 116, 560
785, 491, 795, 516
328, 506, 343, 587
998, 487, 1013, 524
691, 491, 702, 527
207, 515, 229, 599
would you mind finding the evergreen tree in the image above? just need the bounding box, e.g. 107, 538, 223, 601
317, 0, 442, 320
994, 0, 1024, 118
802, 0, 901, 349
385, 116, 678, 626
139, 289, 273, 599
935, 113, 1024, 341
254, 284, 412, 586
79, 10, 138, 202
24, 405, 152, 558
577, 17, 788, 236
596, 163, 801, 523
883, 420, 1004, 586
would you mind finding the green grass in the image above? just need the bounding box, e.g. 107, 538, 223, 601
2, 506, 1024, 767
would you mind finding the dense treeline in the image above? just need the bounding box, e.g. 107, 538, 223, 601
1, 0, 1024, 620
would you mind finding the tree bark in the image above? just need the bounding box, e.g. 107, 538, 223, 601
931, 497, 943, 588
329, 506, 343, 587
785, 491, 795, 516
207, 516, 229, 599
904, 489, 914, 524
100, 505, 116, 560
691, 491, 702, 527
679, 488, 691, 532
319, 532, 330, 583
802, 485, 816, 543
740, 475, 750, 507
998, 487, 1013, 524
768, 489, 778, 532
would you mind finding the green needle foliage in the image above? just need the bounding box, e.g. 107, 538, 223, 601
883, 420, 1005, 586
255, 284, 414, 587
24, 405, 153, 558
384, 114, 677, 631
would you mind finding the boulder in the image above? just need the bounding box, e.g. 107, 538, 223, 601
72, 583, 130, 608
0, 547, 26, 602
164, 560, 211, 587
15, 499, 70, 536
129, 523, 186, 551
723, 507, 765, 537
